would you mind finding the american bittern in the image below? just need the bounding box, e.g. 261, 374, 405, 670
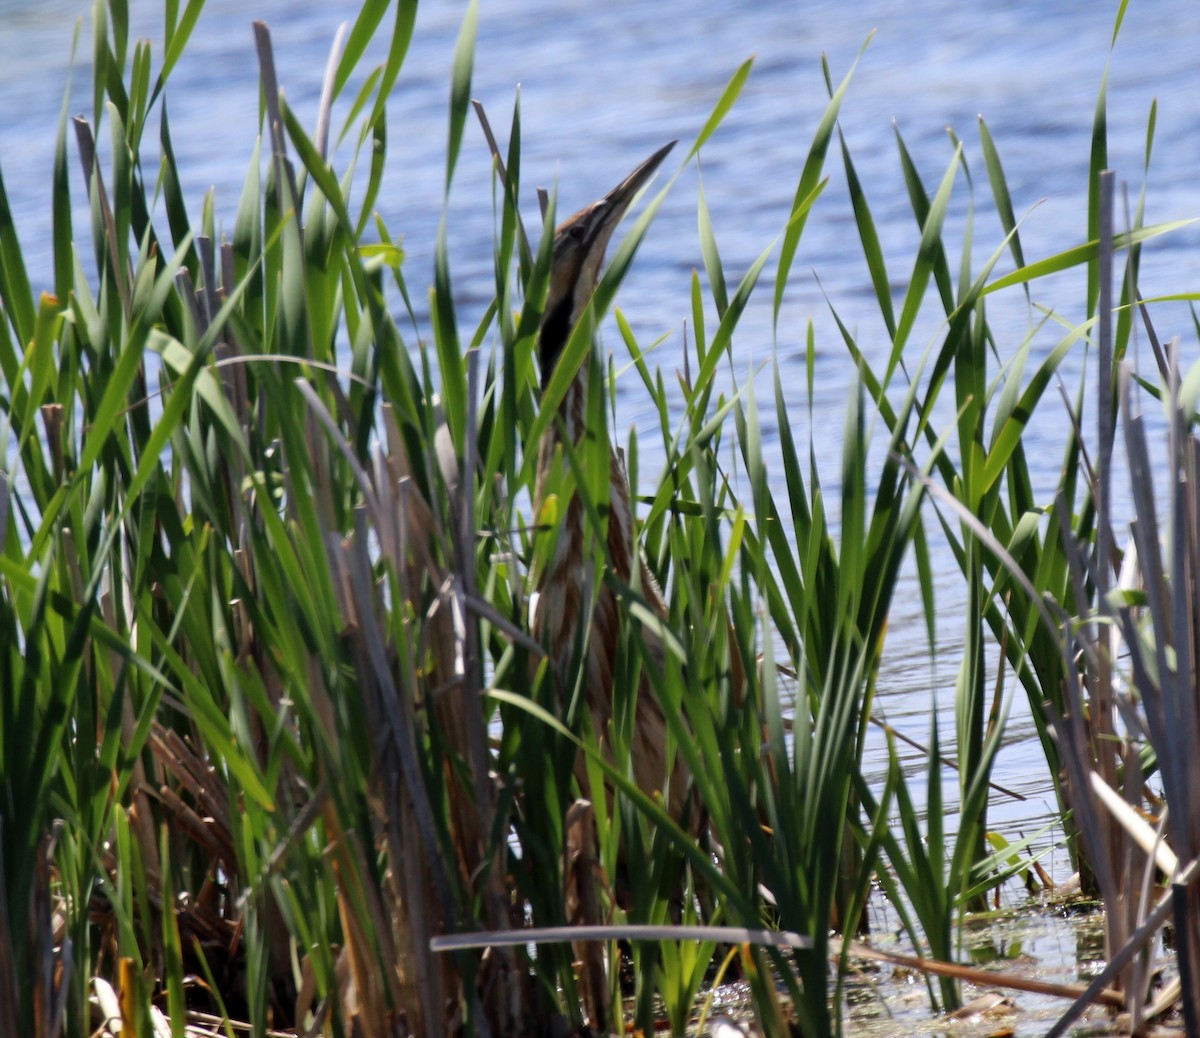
531, 141, 694, 821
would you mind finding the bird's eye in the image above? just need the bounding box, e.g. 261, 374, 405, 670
568, 224, 585, 241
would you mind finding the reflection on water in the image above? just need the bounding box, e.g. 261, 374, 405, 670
843, 902, 1145, 1036
2, 0, 1198, 877
698, 902, 1137, 1036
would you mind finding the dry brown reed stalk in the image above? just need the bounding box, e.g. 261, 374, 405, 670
1046, 173, 1200, 1035
305, 387, 527, 1035
1048, 170, 1147, 1009
839, 937, 1126, 1010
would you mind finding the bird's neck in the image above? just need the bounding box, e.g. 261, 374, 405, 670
535, 370, 587, 500
530, 364, 666, 670
533, 366, 642, 561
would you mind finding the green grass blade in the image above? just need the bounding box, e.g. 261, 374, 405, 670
686, 57, 753, 159
444, 0, 478, 192
773, 39, 870, 324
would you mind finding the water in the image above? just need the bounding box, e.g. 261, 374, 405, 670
2, 0, 1197, 1007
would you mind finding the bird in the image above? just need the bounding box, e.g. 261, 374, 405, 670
530, 141, 695, 825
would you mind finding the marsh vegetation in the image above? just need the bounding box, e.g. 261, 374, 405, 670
1, 2, 1198, 1036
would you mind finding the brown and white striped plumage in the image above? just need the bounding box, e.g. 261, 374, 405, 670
530, 142, 693, 821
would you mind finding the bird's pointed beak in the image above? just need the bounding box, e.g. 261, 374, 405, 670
599, 139, 677, 217
570, 140, 677, 254
538, 141, 677, 381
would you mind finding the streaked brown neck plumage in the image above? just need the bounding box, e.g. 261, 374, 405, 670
535, 140, 676, 395
531, 143, 675, 665
529, 141, 695, 824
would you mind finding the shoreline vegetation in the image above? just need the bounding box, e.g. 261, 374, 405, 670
2, 1, 1198, 1035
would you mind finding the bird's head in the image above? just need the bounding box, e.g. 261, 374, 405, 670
537, 140, 675, 386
